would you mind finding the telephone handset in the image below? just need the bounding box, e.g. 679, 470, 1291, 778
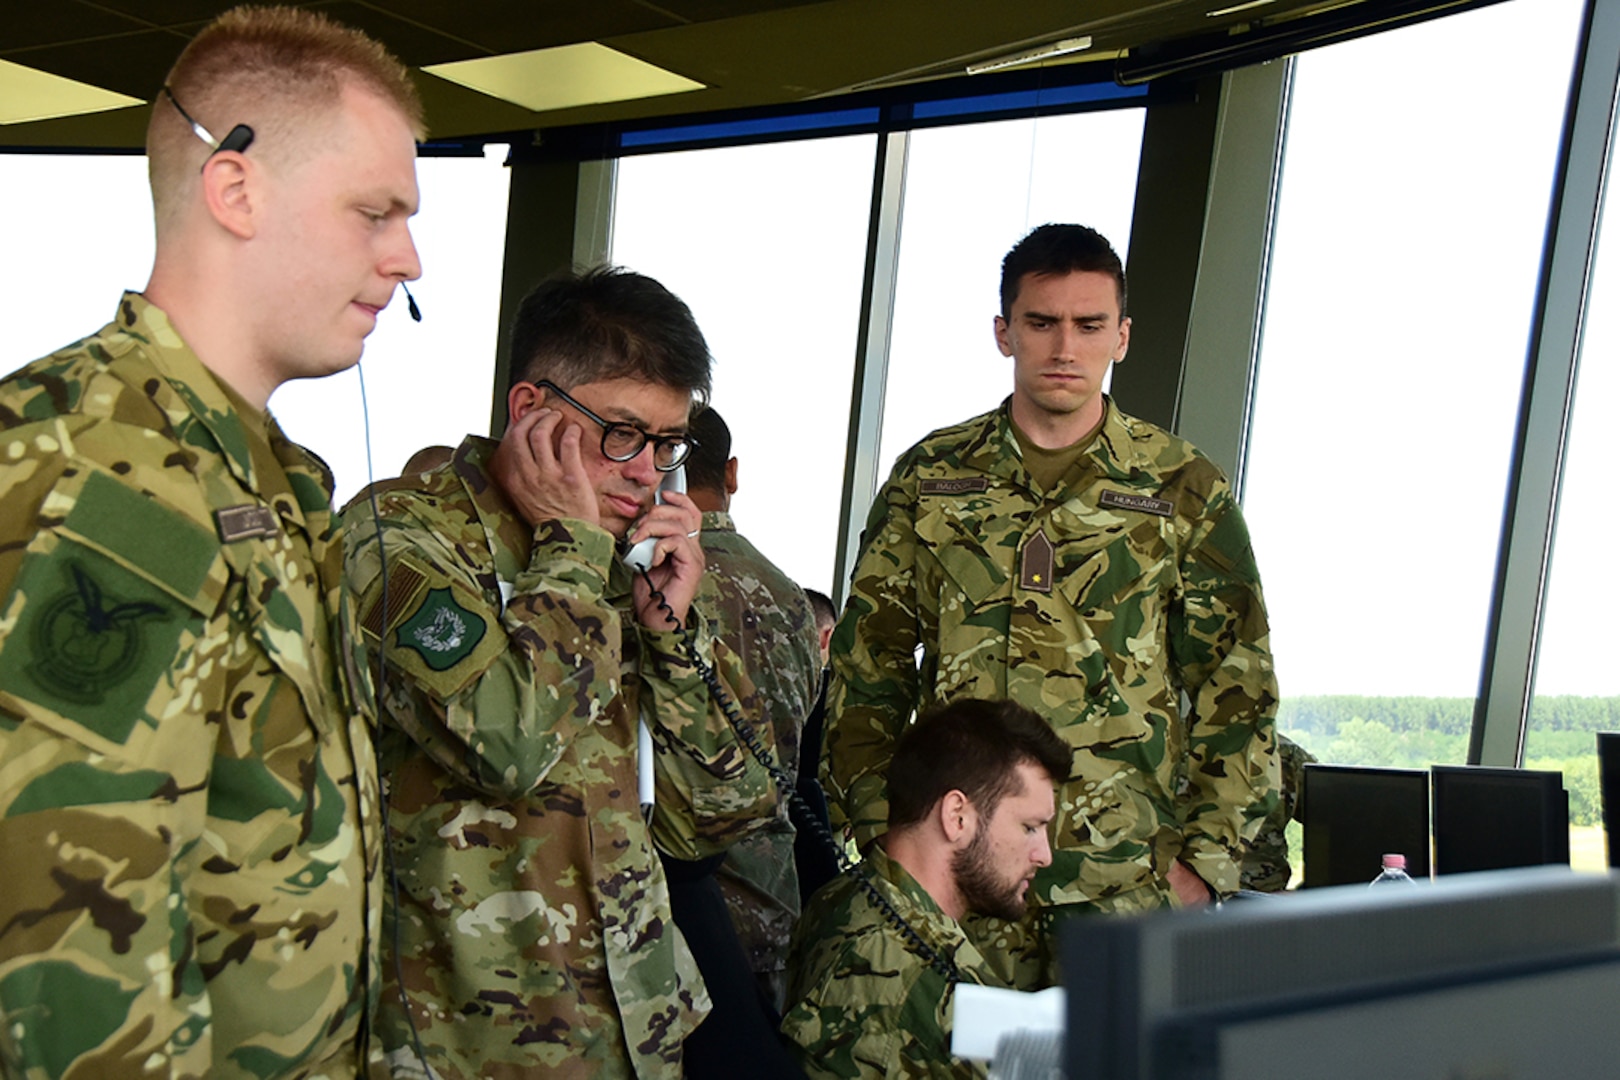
622, 465, 686, 572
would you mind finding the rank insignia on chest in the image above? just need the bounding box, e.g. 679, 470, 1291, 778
1020, 528, 1054, 594
215, 504, 280, 542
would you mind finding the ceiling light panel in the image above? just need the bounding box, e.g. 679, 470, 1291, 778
0, 59, 144, 125
424, 43, 704, 113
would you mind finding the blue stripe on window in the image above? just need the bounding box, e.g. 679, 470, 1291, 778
912, 82, 1148, 120
620, 108, 883, 149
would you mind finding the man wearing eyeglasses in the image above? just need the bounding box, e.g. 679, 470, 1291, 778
343, 267, 777, 1080
0, 7, 419, 1078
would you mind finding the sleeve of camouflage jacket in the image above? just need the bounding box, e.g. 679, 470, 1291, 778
823, 460, 923, 851
346, 504, 774, 855
639, 617, 778, 861
0, 453, 220, 1078
1168, 483, 1279, 896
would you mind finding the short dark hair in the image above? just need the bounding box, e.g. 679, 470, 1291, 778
888, 699, 1071, 830
685, 405, 732, 494
508, 266, 712, 407
804, 588, 836, 634
999, 224, 1127, 319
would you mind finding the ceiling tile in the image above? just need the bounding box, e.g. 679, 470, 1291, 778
0, 2, 152, 53
372, 0, 679, 57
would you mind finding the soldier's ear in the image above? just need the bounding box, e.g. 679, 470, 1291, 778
508, 381, 541, 423
938, 790, 976, 844
201, 153, 255, 240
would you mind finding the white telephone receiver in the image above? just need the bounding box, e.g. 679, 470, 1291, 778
622, 465, 686, 572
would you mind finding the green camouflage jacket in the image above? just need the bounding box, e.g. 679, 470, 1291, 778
698, 511, 821, 993
343, 437, 778, 1080
780, 844, 996, 1079
0, 294, 384, 1079
1240, 733, 1315, 892
827, 397, 1278, 912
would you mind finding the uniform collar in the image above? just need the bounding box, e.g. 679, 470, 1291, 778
120, 292, 331, 532
962, 395, 1140, 491
700, 509, 735, 533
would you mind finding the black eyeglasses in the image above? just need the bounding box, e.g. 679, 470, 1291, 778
536, 380, 695, 472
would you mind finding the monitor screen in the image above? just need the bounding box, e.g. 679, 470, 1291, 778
1301, 763, 1430, 887
1062, 867, 1620, 1080
1598, 733, 1620, 869
1430, 765, 1568, 875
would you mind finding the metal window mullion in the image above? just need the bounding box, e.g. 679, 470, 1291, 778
1176, 58, 1293, 497
832, 131, 909, 606
1473, 0, 1620, 766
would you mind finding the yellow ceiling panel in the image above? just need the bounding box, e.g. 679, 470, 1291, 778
0, 60, 144, 126
424, 43, 704, 113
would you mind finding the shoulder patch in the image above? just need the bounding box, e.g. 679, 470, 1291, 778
355, 557, 506, 700
0, 545, 192, 747
395, 587, 486, 672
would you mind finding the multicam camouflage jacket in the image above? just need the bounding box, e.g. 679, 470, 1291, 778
1240, 733, 1316, 892
780, 844, 996, 1079
0, 294, 384, 1080
827, 397, 1279, 918
698, 511, 821, 994
342, 436, 778, 1080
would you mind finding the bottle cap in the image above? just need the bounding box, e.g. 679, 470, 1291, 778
1381, 853, 1407, 870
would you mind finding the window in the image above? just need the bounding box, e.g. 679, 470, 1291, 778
1243, 0, 1584, 779
612, 135, 876, 595
0, 148, 511, 509
1, 153, 154, 366
272, 148, 511, 505
1524, 150, 1620, 871
878, 109, 1145, 476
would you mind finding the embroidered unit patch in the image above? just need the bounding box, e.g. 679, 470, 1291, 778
395, 587, 485, 672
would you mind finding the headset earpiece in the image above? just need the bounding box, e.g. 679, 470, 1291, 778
217, 124, 255, 155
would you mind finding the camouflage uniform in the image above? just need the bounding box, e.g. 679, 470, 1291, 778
0, 294, 384, 1079
827, 397, 1278, 984
343, 437, 778, 1080
1240, 734, 1315, 892
780, 844, 997, 1080
698, 510, 821, 1007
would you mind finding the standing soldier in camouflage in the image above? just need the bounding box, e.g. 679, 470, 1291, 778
0, 8, 422, 1078
826, 224, 1279, 988
685, 405, 821, 1014
1240, 733, 1317, 892
782, 699, 1070, 1079
343, 268, 778, 1080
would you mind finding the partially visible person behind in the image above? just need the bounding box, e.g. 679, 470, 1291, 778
804, 589, 837, 667
1241, 733, 1317, 892
0, 7, 421, 1077
781, 699, 1070, 1080
659, 404, 817, 1077
401, 443, 454, 476
343, 268, 778, 1079
686, 405, 821, 1014
795, 587, 842, 903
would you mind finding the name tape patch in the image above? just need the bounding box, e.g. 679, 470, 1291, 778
215, 504, 280, 543
920, 478, 990, 496
1099, 490, 1174, 517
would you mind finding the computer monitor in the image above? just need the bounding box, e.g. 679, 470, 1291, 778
1598, 733, 1620, 869
1062, 867, 1620, 1080
1301, 763, 1430, 887
1430, 765, 1569, 875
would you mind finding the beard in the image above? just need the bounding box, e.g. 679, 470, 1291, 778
951, 822, 1031, 921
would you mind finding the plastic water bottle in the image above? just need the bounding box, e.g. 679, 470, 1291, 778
1369, 853, 1418, 887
